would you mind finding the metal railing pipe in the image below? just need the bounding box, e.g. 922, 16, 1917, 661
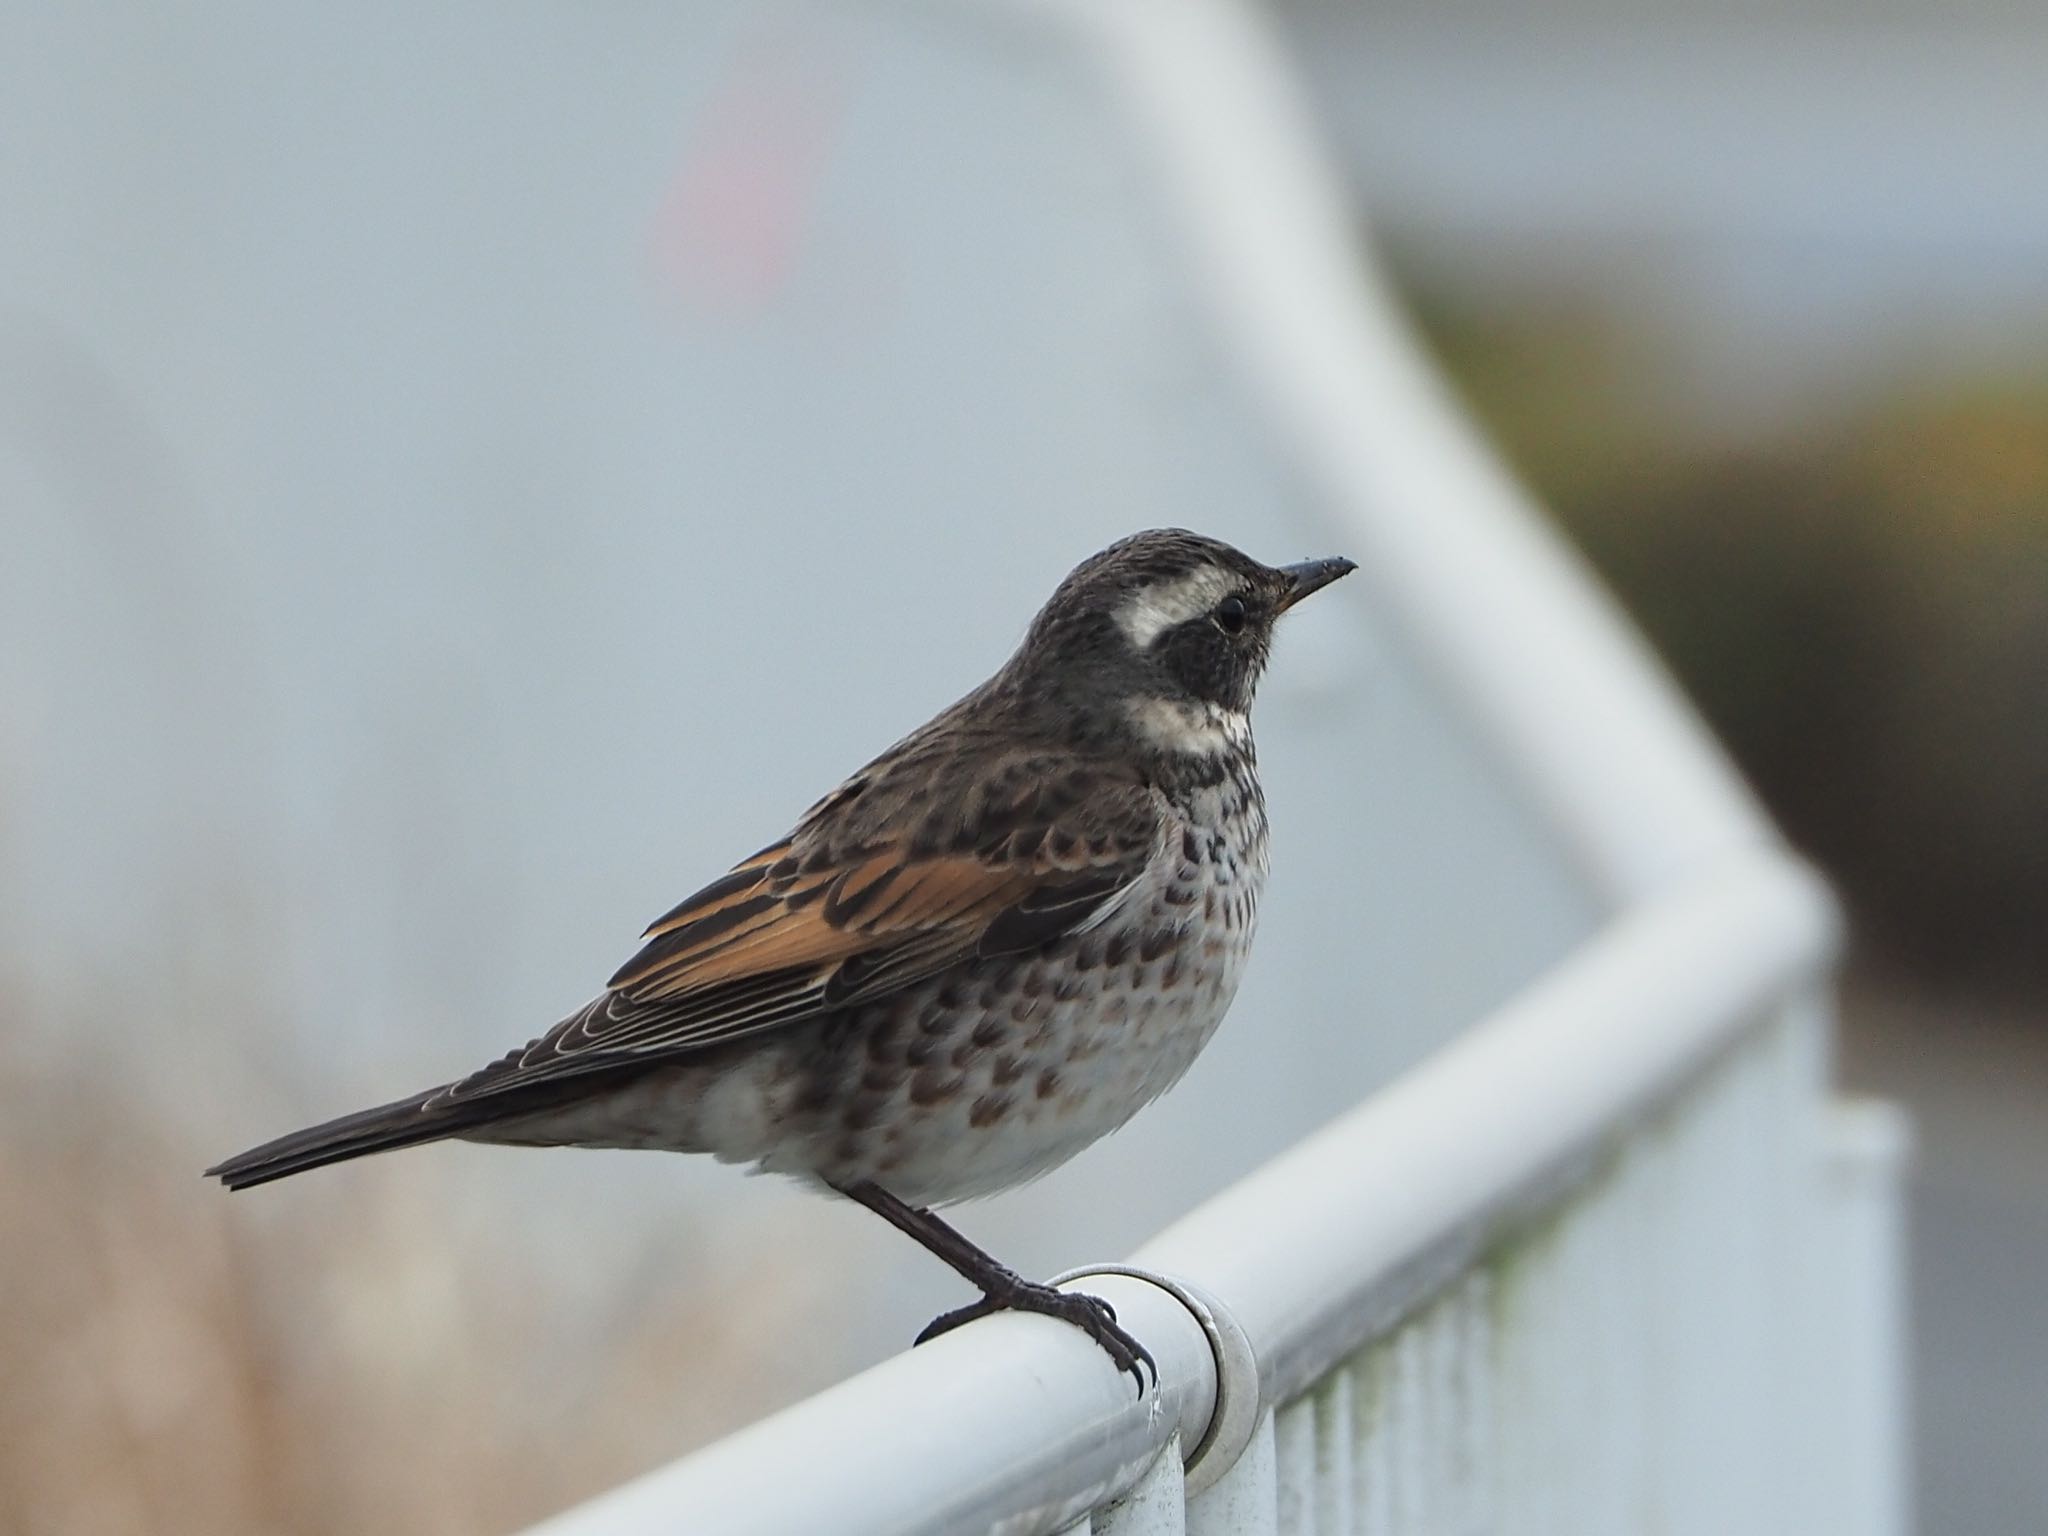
523, 1270, 1218, 1536
1135, 847, 1840, 1402
1066, 0, 1773, 901
524, 847, 1839, 1535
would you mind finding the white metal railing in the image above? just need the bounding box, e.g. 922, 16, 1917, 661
524, 848, 1904, 1536
522, 1, 1908, 1530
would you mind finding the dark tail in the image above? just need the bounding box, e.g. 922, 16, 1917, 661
206, 1087, 462, 1190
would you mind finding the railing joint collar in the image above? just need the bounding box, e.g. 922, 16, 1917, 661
1049, 1263, 1262, 1496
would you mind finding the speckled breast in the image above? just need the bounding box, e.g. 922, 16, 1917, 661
783, 776, 1271, 1206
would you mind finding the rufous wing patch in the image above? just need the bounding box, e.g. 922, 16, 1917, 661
432, 776, 1164, 1105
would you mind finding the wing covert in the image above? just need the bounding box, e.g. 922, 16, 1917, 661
431, 770, 1162, 1107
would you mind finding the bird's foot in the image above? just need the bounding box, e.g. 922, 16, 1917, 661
915, 1276, 1156, 1395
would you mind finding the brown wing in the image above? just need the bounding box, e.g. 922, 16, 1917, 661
430, 763, 1161, 1106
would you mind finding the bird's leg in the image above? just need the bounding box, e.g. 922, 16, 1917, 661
833, 1179, 1155, 1392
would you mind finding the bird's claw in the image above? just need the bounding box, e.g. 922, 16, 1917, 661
915, 1282, 1155, 1396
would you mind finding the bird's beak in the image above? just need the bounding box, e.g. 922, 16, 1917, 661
1273, 556, 1358, 613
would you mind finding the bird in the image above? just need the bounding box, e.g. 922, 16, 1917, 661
208, 528, 1355, 1388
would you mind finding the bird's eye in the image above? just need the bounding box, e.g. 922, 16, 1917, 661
1213, 594, 1249, 635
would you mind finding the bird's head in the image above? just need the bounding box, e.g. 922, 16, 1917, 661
1005, 529, 1356, 753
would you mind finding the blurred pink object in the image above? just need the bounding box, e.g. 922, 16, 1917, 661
650, 38, 843, 317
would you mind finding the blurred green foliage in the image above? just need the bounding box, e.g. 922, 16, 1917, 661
1405, 282, 2048, 1000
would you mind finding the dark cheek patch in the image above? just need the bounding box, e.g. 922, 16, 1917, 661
1158, 624, 1241, 707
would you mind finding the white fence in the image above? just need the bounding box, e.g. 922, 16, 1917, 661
520, 1, 1907, 1530
526, 850, 1905, 1536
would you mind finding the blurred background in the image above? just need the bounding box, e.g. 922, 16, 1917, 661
2, 3, 2040, 1533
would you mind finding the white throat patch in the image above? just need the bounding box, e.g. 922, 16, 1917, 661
1127, 696, 1253, 756
1115, 566, 1231, 650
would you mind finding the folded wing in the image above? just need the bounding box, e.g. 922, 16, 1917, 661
430, 768, 1161, 1107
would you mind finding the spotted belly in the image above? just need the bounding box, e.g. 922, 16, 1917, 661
471, 804, 1267, 1208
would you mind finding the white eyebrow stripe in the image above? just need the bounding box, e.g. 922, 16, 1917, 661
1115, 567, 1231, 649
